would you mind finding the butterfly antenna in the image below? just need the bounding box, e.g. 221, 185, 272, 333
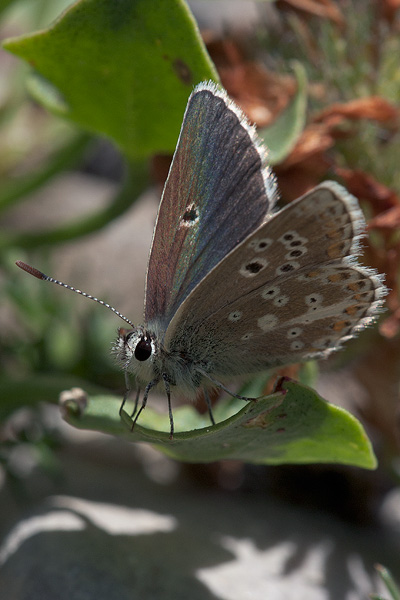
16, 260, 135, 328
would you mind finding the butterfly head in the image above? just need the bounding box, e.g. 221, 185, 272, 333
114, 326, 157, 374
114, 321, 207, 399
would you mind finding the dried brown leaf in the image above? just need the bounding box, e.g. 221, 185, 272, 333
381, 0, 400, 24
274, 123, 335, 198
280, 124, 334, 168
315, 97, 399, 124
278, 0, 345, 25
368, 206, 400, 230
207, 38, 296, 128
335, 168, 400, 214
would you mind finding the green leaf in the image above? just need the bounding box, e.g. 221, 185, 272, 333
62, 379, 377, 468
3, 0, 218, 159
373, 565, 400, 600
0, 0, 16, 16
261, 61, 308, 165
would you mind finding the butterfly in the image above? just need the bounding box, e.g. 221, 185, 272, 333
17, 81, 386, 438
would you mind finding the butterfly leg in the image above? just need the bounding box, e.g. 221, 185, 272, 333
130, 386, 141, 418
119, 371, 141, 418
162, 374, 174, 440
131, 377, 160, 431
119, 370, 131, 416
198, 369, 257, 403
203, 389, 216, 425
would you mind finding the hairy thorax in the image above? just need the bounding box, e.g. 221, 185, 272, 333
113, 323, 204, 399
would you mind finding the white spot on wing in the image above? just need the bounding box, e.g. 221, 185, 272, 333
228, 310, 243, 322
287, 327, 303, 338
241, 332, 253, 341
261, 285, 280, 300
305, 293, 323, 308
290, 340, 305, 350
258, 314, 279, 332
247, 237, 273, 252
273, 295, 289, 307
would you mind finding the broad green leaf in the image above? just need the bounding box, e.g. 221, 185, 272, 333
62, 379, 377, 468
261, 61, 308, 164
3, 0, 218, 159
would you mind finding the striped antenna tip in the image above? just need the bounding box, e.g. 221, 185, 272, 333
15, 261, 47, 280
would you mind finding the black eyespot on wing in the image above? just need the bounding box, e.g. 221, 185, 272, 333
280, 263, 295, 272
246, 261, 264, 274
182, 207, 198, 222
134, 337, 152, 361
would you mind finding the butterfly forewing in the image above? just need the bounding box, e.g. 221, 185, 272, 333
164, 182, 385, 374
144, 82, 277, 328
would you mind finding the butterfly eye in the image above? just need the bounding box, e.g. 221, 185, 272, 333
134, 337, 152, 361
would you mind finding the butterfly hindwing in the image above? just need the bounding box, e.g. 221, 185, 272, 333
165, 182, 385, 374
144, 81, 277, 328
185, 263, 382, 376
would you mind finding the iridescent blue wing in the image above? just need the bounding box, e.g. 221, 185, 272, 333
144, 81, 277, 328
